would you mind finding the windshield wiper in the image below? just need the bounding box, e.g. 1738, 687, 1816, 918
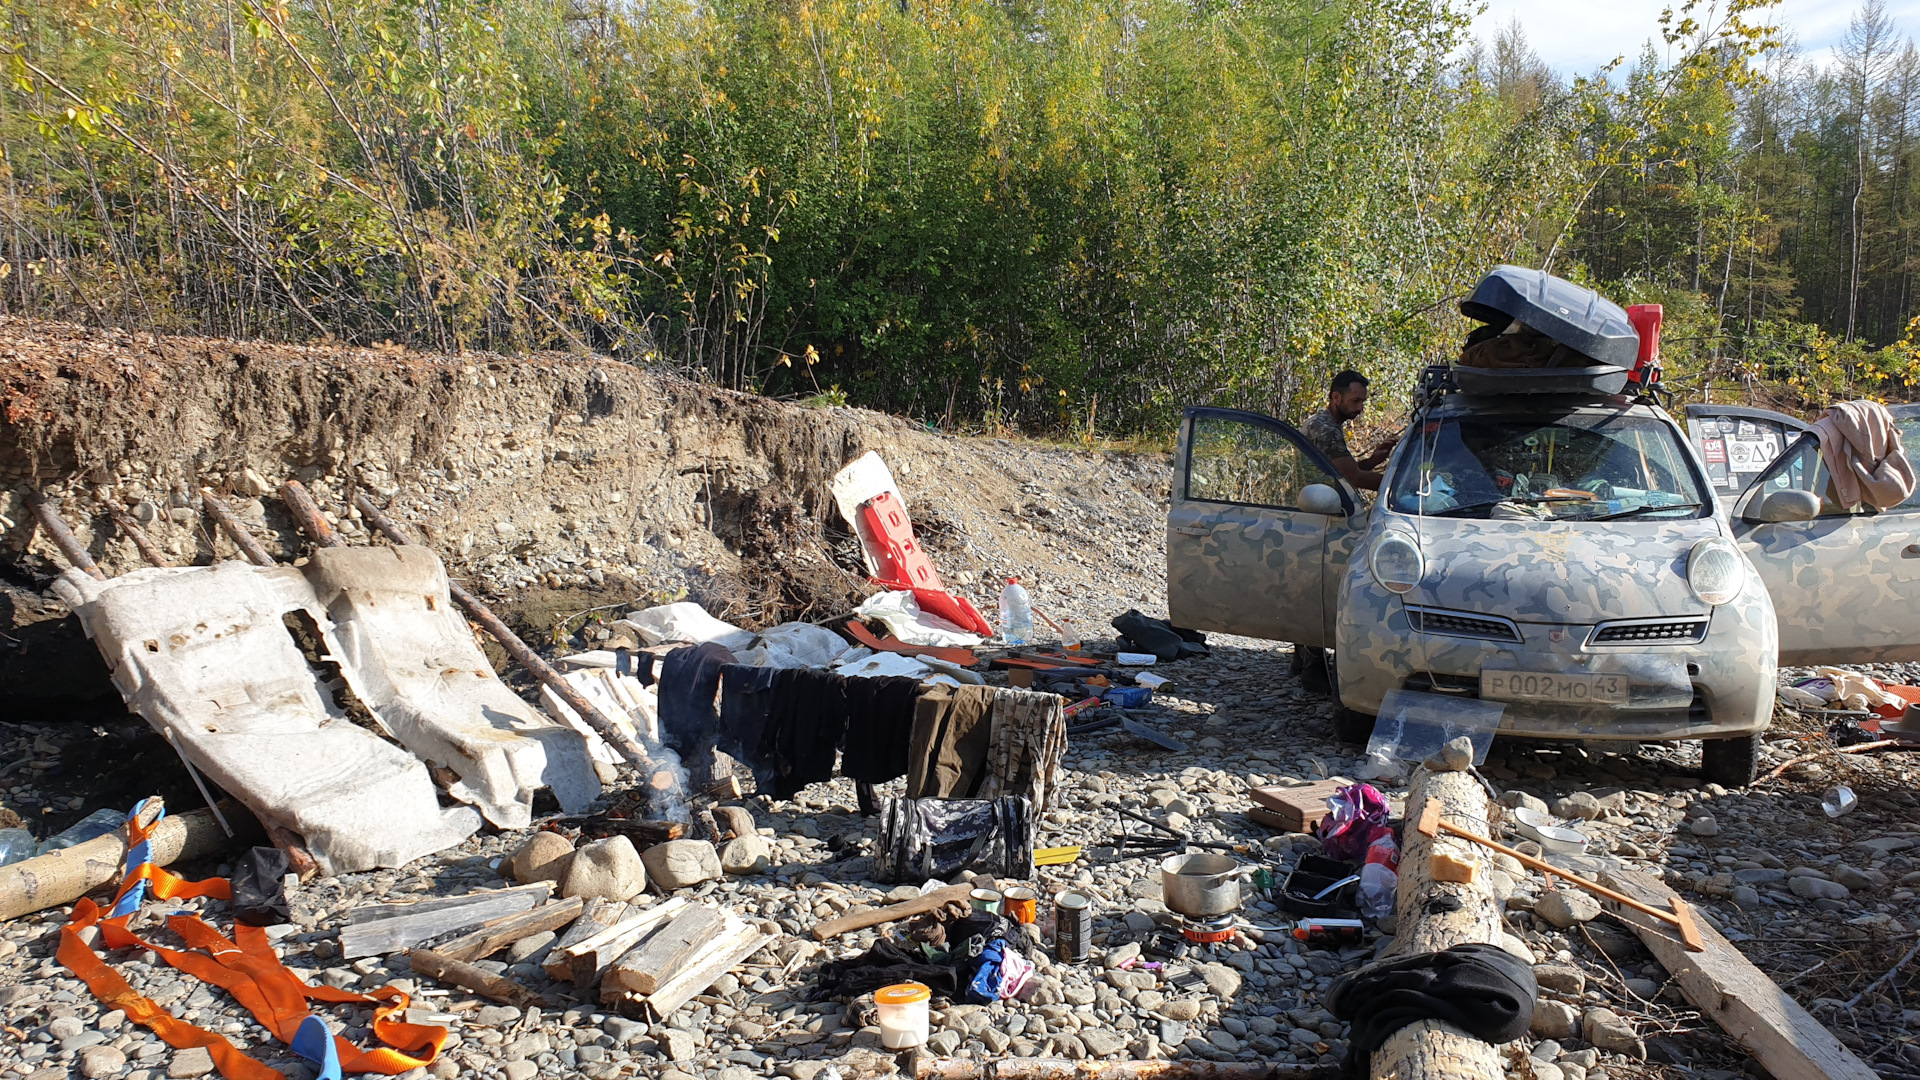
1592, 502, 1702, 520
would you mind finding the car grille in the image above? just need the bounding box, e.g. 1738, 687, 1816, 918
1405, 607, 1522, 643
1589, 618, 1710, 645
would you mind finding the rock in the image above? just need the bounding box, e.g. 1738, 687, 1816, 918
641, 839, 723, 891
1535, 890, 1602, 928
1552, 792, 1604, 821
1207, 1029, 1241, 1053
657, 1027, 697, 1061
1732, 885, 1761, 908
1200, 962, 1242, 999
720, 835, 773, 875
1422, 735, 1474, 773
562, 835, 648, 901
1688, 815, 1719, 837
509, 831, 576, 885
1501, 791, 1551, 815
1856, 836, 1916, 856
1624, 978, 1660, 1000
1531, 1000, 1579, 1040
502, 1063, 537, 1080
79, 1047, 128, 1079
97, 1011, 126, 1032
1081, 1030, 1128, 1057
1582, 1008, 1645, 1060
1532, 964, 1586, 996
1159, 998, 1203, 1022
926, 1031, 962, 1055
506, 930, 555, 963
1733, 868, 1785, 884
1832, 864, 1887, 891
49, 1017, 85, 1040
1531, 1040, 1562, 1059
602, 1016, 646, 1045
166, 1049, 215, 1080
1789, 876, 1851, 901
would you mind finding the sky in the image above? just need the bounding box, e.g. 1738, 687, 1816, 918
1469, 0, 1920, 76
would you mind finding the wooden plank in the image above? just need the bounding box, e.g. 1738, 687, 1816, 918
408, 948, 547, 1008
604, 905, 729, 996
565, 899, 689, 989
544, 899, 629, 981
1249, 779, 1345, 832
641, 921, 765, 1018
428, 896, 585, 963
1596, 866, 1880, 1080
339, 883, 553, 958
812, 883, 974, 941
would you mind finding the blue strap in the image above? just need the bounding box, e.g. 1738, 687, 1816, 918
292, 1016, 342, 1080
108, 801, 165, 919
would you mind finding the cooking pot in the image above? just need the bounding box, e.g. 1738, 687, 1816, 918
1160, 852, 1250, 917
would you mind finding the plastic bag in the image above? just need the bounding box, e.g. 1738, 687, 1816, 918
1357, 830, 1400, 922
617, 602, 755, 651
855, 591, 984, 648
733, 622, 857, 669
873, 797, 1034, 883
1316, 783, 1390, 863
231, 846, 293, 926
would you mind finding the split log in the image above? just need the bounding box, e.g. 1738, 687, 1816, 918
603, 905, 729, 996
1597, 866, 1878, 1080
1371, 766, 1509, 1080
604, 918, 766, 1019
550, 898, 689, 988
25, 493, 105, 580
0, 801, 242, 922
545, 899, 630, 981
339, 882, 554, 959
914, 1062, 1321, 1080
426, 895, 584, 963
408, 948, 546, 1008
351, 492, 682, 799
812, 883, 975, 941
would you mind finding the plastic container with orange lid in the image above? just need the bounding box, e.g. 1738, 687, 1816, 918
874, 983, 932, 1048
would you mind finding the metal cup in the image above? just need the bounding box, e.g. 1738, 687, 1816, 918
1003, 886, 1038, 924
969, 888, 1003, 914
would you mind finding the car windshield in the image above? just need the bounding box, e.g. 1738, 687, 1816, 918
1385, 410, 1707, 521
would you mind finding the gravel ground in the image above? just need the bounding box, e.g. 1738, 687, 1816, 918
6, 440, 1920, 1080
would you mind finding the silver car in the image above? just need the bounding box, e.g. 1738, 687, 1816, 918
1166, 392, 1920, 787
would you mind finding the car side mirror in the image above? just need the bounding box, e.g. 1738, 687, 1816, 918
1300, 484, 1345, 516
1751, 489, 1820, 524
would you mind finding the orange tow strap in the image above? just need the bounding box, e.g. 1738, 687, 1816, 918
57, 802, 447, 1080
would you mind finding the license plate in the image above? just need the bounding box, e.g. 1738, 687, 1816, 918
1480, 670, 1630, 705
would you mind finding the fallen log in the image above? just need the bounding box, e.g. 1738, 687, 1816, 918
1370, 765, 1509, 1080
408, 948, 546, 1008
603, 904, 729, 996
812, 883, 975, 941
199, 489, 276, 566
26, 492, 105, 581
427, 895, 585, 963
0, 801, 242, 922
102, 500, 171, 568
339, 882, 554, 959
1596, 865, 1878, 1080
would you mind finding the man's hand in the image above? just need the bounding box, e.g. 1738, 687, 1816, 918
1358, 435, 1399, 470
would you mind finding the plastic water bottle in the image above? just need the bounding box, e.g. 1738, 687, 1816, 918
998, 577, 1033, 645
0, 828, 36, 867
38, 809, 124, 853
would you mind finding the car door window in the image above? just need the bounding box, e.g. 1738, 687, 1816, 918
1747, 417, 1920, 515
1187, 415, 1338, 510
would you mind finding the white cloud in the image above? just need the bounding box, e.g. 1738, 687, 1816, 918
1468, 0, 1920, 77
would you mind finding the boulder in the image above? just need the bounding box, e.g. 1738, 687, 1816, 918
560, 836, 647, 902
642, 839, 724, 890
720, 835, 773, 875
1530, 1000, 1579, 1040
1789, 875, 1850, 901
509, 831, 577, 885
1535, 890, 1602, 928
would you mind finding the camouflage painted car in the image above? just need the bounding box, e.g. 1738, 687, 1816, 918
1166, 392, 1920, 787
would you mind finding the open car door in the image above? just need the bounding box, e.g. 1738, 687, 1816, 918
1731, 403, 1920, 665
1684, 404, 1810, 502
1166, 407, 1360, 648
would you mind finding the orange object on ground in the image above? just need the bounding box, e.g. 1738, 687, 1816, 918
859, 492, 994, 637
843, 619, 980, 666
59, 802, 446, 1080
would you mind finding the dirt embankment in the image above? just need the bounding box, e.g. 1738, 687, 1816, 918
0, 317, 1171, 700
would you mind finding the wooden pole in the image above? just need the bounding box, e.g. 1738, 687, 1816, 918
349, 492, 677, 790
1370, 767, 1510, 1080
26, 493, 105, 581
408, 948, 547, 1007
0, 801, 245, 921
199, 489, 275, 566
102, 501, 171, 568
277, 480, 341, 550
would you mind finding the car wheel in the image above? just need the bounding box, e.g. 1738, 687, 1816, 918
1295, 646, 1331, 695
1701, 734, 1760, 788
1323, 647, 1376, 744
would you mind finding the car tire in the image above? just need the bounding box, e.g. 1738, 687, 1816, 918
1701, 734, 1760, 788
1323, 647, 1376, 744
1295, 646, 1331, 695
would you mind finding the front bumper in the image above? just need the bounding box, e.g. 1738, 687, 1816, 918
1335, 588, 1776, 742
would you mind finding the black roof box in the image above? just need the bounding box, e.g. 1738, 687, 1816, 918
1452, 364, 1630, 397
1460, 266, 1640, 369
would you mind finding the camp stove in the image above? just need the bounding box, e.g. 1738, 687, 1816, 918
1178, 913, 1237, 944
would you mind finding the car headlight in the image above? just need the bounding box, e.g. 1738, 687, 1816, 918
1687, 538, 1745, 606
1370, 532, 1425, 594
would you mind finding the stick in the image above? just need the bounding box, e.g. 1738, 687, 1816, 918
199, 489, 275, 566
1759, 740, 1903, 784
351, 493, 675, 788
812, 883, 975, 941
103, 501, 171, 568
278, 480, 343, 550
1416, 799, 1703, 951
26, 492, 105, 580
0, 801, 244, 921
408, 948, 547, 1008
428, 896, 585, 964
1844, 937, 1920, 1010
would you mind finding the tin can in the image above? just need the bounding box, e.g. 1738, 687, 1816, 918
1003, 886, 1038, 924
969, 888, 1003, 915
1055, 890, 1092, 963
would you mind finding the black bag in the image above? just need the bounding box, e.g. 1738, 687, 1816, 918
231, 846, 292, 926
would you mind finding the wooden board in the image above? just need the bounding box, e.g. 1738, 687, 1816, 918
642, 920, 766, 1018
427, 896, 584, 963
339, 883, 554, 959
604, 905, 730, 996
1597, 866, 1880, 1080
544, 898, 629, 981
1249, 780, 1345, 832
564, 899, 689, 988
811, 883, 974, 941
408, 948, 546, 1007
